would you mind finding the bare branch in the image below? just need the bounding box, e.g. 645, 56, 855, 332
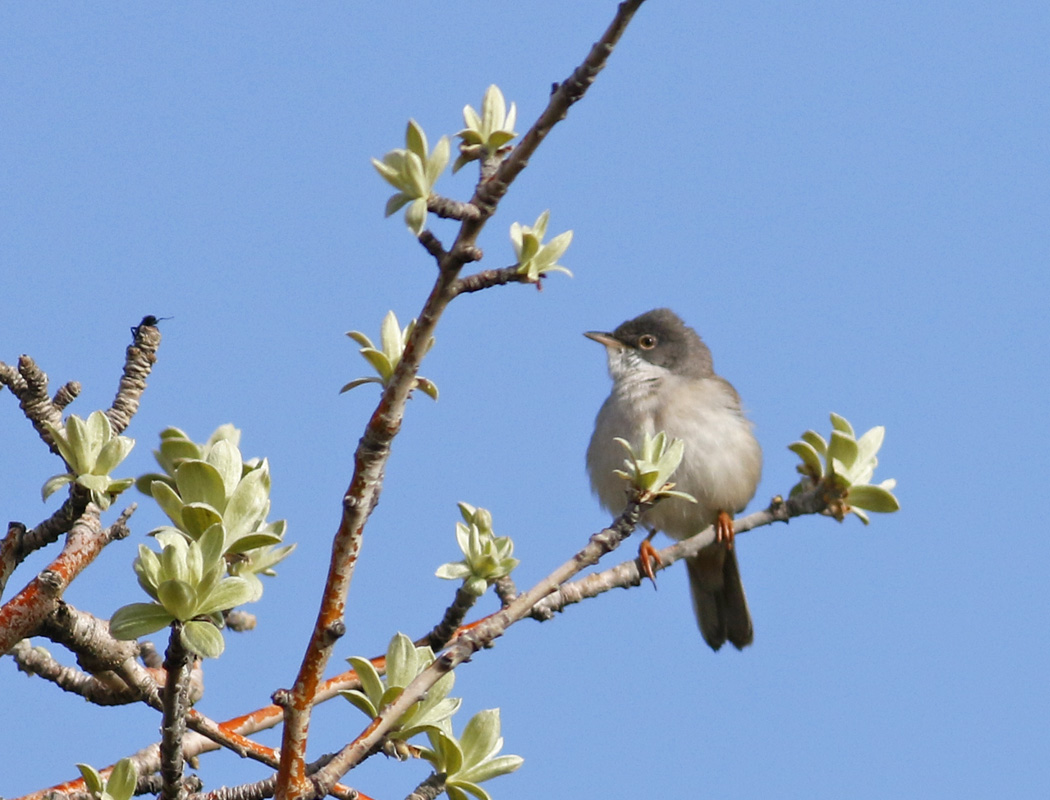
449, 265, 533, 297
426, 194, 481, 222
106, 317, 162, 434
160, 624, 195, 800
0, 355, 64, 453
0, 505, 116, 654
531, 488, 828, 618
416, 586, 479, 651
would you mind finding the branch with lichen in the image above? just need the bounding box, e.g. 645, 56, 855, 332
273, 4, 649, 797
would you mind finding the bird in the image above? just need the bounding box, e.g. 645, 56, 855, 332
585, 308, 762, 651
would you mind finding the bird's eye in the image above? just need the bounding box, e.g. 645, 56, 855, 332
638, 334, 657, 350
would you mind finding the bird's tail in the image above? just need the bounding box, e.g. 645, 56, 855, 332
686, 545, 754, 651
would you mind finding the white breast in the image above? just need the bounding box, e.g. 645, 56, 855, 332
587, 368, 761, 540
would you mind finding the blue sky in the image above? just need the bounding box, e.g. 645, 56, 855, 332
1, 2, 1047, 798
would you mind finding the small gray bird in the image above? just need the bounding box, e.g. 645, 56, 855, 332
586, 308, 762, 651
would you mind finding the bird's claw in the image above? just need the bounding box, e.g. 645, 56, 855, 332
638, 538, 663, 587
716, 510, 736, 550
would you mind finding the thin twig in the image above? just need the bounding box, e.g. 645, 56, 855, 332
531, 488, 827, 618
449, 265, 531, 297
416, 586, 479, 651
426, 195, 481, 222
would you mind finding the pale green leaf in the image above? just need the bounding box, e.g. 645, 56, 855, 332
458, 754, 524, 784
460, 709, 500, 767
855, 425, 886, 465
157, 579, 197, 620
106, 759, 138, 800
151, 480, 187, 529
406, 119, 427, 160
405, 197, 427, 235
340, 377, 382, 394
76, 764, 105, 796
198, 576, 257, 615
847, 484, 901, 513
348, 656, 385, 705
207, 439, 244, 498
182, 619, 225, 658
339, 689, 378, 718
176, 460, 227, 511
827, 430, 859, 472
224, 465, 270, 539
436, 562, 472, 580
800, 430, 827, 455
385, 192, 411, 217
788, 441, 823, 477
829, 412, 855, 436
94, 435, 134, 476
180, 503, 224, 539
386, 633, 418, 688
41, 473, 73, 502
109, 603, 175, 640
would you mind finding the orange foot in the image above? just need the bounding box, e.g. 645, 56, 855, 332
638, 534, 662, 587
716, 510, 736, 550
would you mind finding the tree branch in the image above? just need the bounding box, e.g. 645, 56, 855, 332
449, 265, 532, 297
160, 624, 194, 800
274, 6, 649, 796
0, 505, 126, 654
309, 498, 648, 794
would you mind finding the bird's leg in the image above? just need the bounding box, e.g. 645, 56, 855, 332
638, 527, 662, 587
715, 510, 736, 550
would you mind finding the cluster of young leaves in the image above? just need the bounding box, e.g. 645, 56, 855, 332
42, 410, 135, 510
613, 431, 697, 503
453, 83, 518, 172
110, 425, 294, 657
372, 119, 450, 235
75, 759, 137, 800
420, 709, 524, 800
509, 210, 573, 283
341, 634, 522, 800
789, 413, 901, 523
372, 85, 573, 283
341, 310, 438, 400
109, 526, 257, 658
341, 633, 460, 741
435, 503, 519, 597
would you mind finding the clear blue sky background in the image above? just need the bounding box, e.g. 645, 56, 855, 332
2, 2, 1047, 798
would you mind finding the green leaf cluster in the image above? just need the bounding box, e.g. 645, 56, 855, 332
420, 708, 524, 800
111, 425, 294, 657
341, 310, 438, 400
435, 503, 519, 597
789, 413, 900, 523
42, 410, 135, 510
454, 84, 518, 173
137, 425, 293, 585
76, 759, 138, 800
508, 210, 573, 283
109, 526, 257, 658
613, 431, 697, 503
372, 119, 450, 235
340, 633, 461, 741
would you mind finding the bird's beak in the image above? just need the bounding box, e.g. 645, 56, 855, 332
584, 330, 620, 348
